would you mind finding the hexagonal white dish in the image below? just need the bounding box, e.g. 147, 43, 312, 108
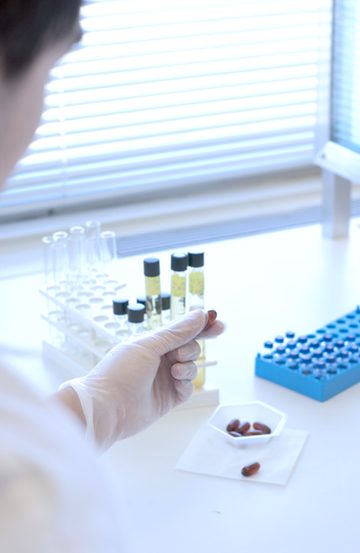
207, 400, 287, 446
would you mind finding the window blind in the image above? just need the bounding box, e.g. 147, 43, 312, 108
331, 0, 360, 154
1, 0, 331, 220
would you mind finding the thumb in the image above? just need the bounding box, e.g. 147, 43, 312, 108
139, 309, 207, 356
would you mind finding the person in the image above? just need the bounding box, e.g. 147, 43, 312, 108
0, 1, 225, 551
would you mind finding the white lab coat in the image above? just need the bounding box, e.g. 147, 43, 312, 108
0, 361, 123, 552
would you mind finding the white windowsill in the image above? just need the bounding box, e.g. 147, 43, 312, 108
0, 168, 349, 280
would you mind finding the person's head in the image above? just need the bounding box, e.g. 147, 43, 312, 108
0, 0, 82, 186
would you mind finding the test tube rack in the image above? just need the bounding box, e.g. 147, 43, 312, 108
40, 277, 126, 371
41, 283, 220, 409
255, 307, 360, 401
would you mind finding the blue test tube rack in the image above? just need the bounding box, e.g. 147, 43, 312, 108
255, 307, 360, 401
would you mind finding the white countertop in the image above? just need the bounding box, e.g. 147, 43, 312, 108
1, 220, 360, 553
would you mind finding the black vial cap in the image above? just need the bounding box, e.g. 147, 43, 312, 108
188, 251, 204, 268
127, 303, 145, 323
160, 292, 171, 310
136, 296, 147, 307
144, 257, 160, 277
171, 252, 188, 272
112, 298, 129, 316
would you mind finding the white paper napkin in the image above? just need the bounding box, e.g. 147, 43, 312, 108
176, 424, 308, 486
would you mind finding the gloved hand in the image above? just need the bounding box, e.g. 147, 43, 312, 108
60, 309, 224, 450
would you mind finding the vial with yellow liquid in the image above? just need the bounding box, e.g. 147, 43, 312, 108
170, 253, 188, 320
143, 257, 162, 329
188, 251, 206, 389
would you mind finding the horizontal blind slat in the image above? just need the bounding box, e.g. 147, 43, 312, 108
10, 129, 314, 182
41, 79, 319, 123
13, 120, 316, 168
35, 95, 318, 141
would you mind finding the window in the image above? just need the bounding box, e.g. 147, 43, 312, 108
331, 0, 360, 154
0, 0, 331, 222
313, 0, 360, 239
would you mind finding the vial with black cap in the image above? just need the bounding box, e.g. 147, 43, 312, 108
127, 303, 146, 336
160, 292, 171, 325
112, 297, 130, 340
171, 252, 188, 320
188, 251, 204, 310
188, 251, 206, 388
143, 257, 162, 329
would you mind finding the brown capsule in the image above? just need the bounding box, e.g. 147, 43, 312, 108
204, 309, 217, 330
243, 430, 265, 436
238, 422, 251, 435
253, 422, 271, 434
241, 462, 261, 477
228, 431, 242, 438
226, 418, 241, 433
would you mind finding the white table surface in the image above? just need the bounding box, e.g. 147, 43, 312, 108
1, 221, 360, 553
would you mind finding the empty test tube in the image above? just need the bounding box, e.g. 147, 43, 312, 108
68, 225, 86, 289
100, 230, 117, 276
41, 234, 62, 343
85, 220, 102, 273
42, 235, 55, 289
52, 231, 69, 288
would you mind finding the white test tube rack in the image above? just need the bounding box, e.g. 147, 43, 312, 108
40, 284, 123, 373
40, 286, 220, 409
41, 227, 219, 408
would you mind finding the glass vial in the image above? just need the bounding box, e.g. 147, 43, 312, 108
42, 235, 56, 289
136, 296, 147, 327
99, 230, 117, 279
68, 225, 86, 290
188, 252, 204, 310
41, 235, 62, 345
170, 252, 188, 320
127, 303, 146, 336
136, 296, 147, 309
143, 257, 162, 329
188, 252, 205, 389
52, 231, 69, 290
112, 297, 130, 340
160, 292, 171, 326
85, 220, 102, 274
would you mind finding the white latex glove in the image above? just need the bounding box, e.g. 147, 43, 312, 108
60, 309, 224, 450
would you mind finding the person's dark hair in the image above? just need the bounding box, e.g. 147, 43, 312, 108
0, 0, 82, 78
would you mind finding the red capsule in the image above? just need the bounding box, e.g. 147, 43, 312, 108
243, 431, 264, 436
241, 462, 261, 477
204, 309, 217, 330
226, 418, 241, 433
238, 422, 251, 435
253, 422, 271, 434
